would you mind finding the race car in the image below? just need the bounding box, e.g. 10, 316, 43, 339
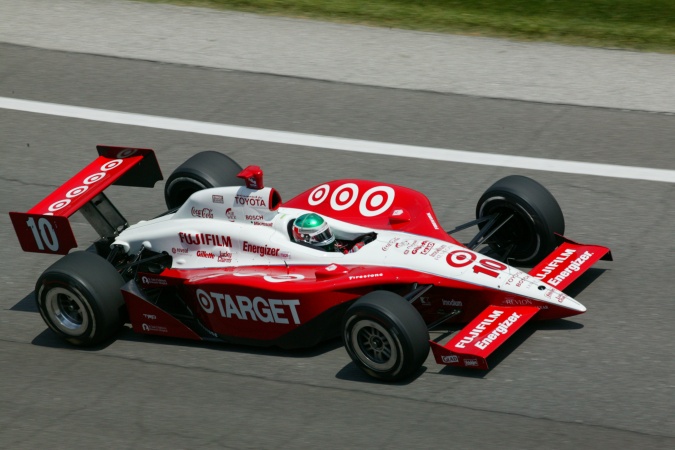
10, 146, 611, 382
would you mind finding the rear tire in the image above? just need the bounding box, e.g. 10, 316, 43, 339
164, 151, 244, 209
476, 175, 564, 266
35, 251, 126, 346
343, 291, 429, 382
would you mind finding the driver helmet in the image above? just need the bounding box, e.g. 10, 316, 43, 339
292, 213, 335, 251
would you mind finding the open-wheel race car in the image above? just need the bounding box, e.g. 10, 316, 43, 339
10, 146, 611, 382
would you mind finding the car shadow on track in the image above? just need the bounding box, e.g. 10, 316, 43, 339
334, 363, 427, 385
562, 267, 609, 298
31, 321, 345, 358
10, 291, 38, 313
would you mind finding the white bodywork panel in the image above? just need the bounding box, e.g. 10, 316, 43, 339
114, 186, 584, 313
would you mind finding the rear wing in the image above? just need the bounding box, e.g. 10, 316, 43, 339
430, 305, 540, 369
528, 236, 612, 290
9, 146, 162, 255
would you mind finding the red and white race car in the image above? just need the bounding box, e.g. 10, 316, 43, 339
10, 146, 611, 381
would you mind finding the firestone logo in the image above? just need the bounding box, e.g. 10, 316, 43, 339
348, 273, 384, 280
191, 207, 213, 218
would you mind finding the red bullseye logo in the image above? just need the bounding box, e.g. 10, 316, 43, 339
306, 183, 396, 217
101, 159, 123, 171
197, 290, 214, 313
83, 173, 105, 185
45, 159, 124, 214
330, 183, 359, 211
308, 184, 330, 206
66, 186, 88, 198
360, 186, 395, 217
446, 250, 476, 267
48, 199, 71, 212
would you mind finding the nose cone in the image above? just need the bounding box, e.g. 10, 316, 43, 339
552, 289, 586, 312
503, 269, 587, 318
539, 285, 587, 319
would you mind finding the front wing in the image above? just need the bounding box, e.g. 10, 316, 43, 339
430, 305, 540, 369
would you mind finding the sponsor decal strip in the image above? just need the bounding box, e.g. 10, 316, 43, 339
530, 242, 611, 290
243, 241, 280, 257
179, 232, 232, 247
196, 289, 300, 325
444, 306, 540, 358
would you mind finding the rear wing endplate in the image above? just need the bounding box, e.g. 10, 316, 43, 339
430, 305, 539, 369
9, 146, 162, 255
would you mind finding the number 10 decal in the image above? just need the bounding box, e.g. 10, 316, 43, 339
446, 250, 507, 278
26, 217, 59, 251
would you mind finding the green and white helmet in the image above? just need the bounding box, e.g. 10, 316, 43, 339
292, 213, 335, 251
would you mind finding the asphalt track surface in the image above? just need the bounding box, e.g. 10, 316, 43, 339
2, 4, 675, 450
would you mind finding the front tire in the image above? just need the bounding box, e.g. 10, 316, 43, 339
164, 151, 244, 209
343, 291, 429, 382
35, 251, 126, 346
476, 175, 565, 266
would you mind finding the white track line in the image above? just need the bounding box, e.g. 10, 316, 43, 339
2, 96, 674, 183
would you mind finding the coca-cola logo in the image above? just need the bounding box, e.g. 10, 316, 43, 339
191, 207, 213, 218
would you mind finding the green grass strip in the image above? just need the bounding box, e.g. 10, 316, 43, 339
140, 0, 675, 53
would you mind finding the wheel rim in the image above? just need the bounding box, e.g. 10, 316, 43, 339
44, 287, 90, 336
350, 320, 398, 372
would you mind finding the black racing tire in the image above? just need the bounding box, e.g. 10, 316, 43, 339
164, 151, 244, 209
35, 251, 126, 346
476, 175, 565, 266
342, 291, 429, 382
